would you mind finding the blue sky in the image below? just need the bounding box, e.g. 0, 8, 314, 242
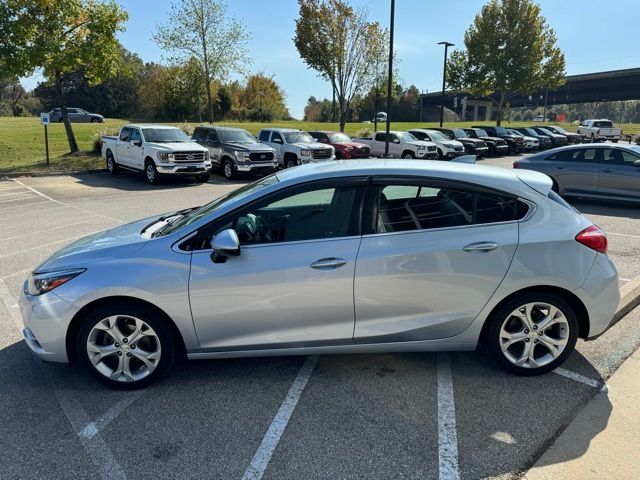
22, 0, 640, 118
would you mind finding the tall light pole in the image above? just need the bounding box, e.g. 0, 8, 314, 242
384, 0, 395, 157
438, 41, 454, 127
258, 90, 265, 123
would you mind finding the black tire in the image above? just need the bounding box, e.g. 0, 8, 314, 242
196, 172, 211, 183
91, 118, 100, 123
485, 292, 578, 376
285, 156, 298, 168
437, 148, 444, 160
76, 302, 176, 389
401, 151, 415, 159
145, 160, 161, 185
106, 151, 119, 175
590, 134, 596, 143
222, 159, 235, 179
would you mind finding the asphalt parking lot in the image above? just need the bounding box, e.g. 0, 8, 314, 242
1, 159, 640, 480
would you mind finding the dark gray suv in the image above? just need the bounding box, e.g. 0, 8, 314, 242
192, 126, 278, 179
514, 144, 640, 202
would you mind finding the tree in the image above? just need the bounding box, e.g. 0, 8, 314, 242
0, 0, 127, 152
294, 0, 388, 132
446, 0, 566, 125
241, 73, 290, 121
154, 0, 250, 124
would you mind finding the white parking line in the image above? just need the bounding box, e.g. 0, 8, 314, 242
608, 232, 640, 240
11, 179, 123, 223
553, 368, 601, 388
79, 390, 145, 439
242, 355, 319, 480
0, 200, 50, 210
437, 353, 460, 480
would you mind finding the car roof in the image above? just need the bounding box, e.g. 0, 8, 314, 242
537, 143, 640, 154
274, 159, 551, 198
261, 128, 302, 133
308, 130, 341, 135
194, 125, 245, 132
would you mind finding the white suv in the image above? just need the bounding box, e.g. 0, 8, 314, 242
258, 128, 335, 168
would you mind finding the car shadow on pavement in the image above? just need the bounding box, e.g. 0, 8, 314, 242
70, 171, 249, 192
451, 347, 611, 478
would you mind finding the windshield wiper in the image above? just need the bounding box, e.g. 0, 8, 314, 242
144, 206, 200, 237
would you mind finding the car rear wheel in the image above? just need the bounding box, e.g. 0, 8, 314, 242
486, 293, 578, 376
106, 151, 119, 175
77, 303, 175, 389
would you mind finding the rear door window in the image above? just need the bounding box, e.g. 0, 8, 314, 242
119, 128, 131, 141
258, 130, 270, 142
602, 148, 640, 166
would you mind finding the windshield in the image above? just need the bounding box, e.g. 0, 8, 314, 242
142, 128, 190, 143
539, 128, 555, 136
494, 126, 509, 135
474, 128, 489, 137
594, 121, 613, 128
426, 130, 448, 141
284, 131, 314, 143
525, 128, 538, 136
329, 133, 352, 143
452, 129, 467, 139
219, 129, 256, 143
397, 132, 418, 142
551, 126, 568, 134
509, 130, 523, 137
158, 174, 279, 235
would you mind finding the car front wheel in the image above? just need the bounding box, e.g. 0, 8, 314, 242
486, 293, 578, 376
222, 159, 235, 180
77, 303, 175, 389
145, 161, 161, 185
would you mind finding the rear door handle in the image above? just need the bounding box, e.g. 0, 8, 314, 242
601, 169, 613, 173
310, 258, 347, 270
463, 242, 499, 253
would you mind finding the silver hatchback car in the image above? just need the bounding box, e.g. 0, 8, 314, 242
20, 161, 620, 388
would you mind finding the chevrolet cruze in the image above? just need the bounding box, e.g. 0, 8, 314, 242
20, 160, 620, 388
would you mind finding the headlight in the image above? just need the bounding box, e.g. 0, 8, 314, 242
204, 150, 210, 160
157, 152, 175, 163
234, 151, 250, 162
27, 269, 86, 296
344, 147, 354, 152
300, 149, 311, 157
417, 145, 425, 150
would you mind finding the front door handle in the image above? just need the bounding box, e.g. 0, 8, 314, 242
463, 242, 499, 253
310, 258, 347, 270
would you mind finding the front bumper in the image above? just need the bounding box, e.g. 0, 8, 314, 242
236, 162, 278, 173
444, 150, 465, 159
157, 162, 212, 175
417, 150, 438, 159
18, 284, 79, 363
472, 146, 489, 156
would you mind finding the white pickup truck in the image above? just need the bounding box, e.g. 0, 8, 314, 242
577, 119, 622, 143
101, 124, 211, 184
353, 131, 438, 159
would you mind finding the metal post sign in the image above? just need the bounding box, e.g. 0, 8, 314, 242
40, 112, 50, 165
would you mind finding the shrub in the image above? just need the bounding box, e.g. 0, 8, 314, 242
354, 127, 373, 138
91, 127, 120, 152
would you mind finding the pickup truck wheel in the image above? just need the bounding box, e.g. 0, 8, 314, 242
286, 157, 298, 168
401, 151, 415, 159
106, 152, 119, 175
222, 159, 235, 179
145, 161, 161, 185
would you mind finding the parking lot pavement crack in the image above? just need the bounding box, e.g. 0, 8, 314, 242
242, 355, 319, 480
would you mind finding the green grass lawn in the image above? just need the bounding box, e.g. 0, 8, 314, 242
1, 116, 639, 173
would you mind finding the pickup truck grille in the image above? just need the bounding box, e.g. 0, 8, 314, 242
249, 151, 275, 162
173, 151, 206, 163
352, 146, 371, 157
311, 148, 333, 159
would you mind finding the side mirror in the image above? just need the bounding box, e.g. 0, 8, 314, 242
393, 138, 400, 144
210, 229, 240, 258
634, 159, 640, 168
131, 140, 142, 147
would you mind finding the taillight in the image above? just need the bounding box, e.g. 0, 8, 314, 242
575, 225, 607, 253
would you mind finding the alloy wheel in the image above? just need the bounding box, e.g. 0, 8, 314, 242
86, 315, 161, 383
107, 156, 114, 172
499, 302, 569, 368
224, 161, 233, 179
146, 163, 155, 183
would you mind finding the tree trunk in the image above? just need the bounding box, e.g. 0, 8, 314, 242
338, 97, 347, 133
205, 68, 213, 124
496, 90, 505, 126
56, 75, 78, 153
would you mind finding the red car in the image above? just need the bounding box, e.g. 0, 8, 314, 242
308, 131, 371, 159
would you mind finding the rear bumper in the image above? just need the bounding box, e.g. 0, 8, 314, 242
573, 253, 620, 339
